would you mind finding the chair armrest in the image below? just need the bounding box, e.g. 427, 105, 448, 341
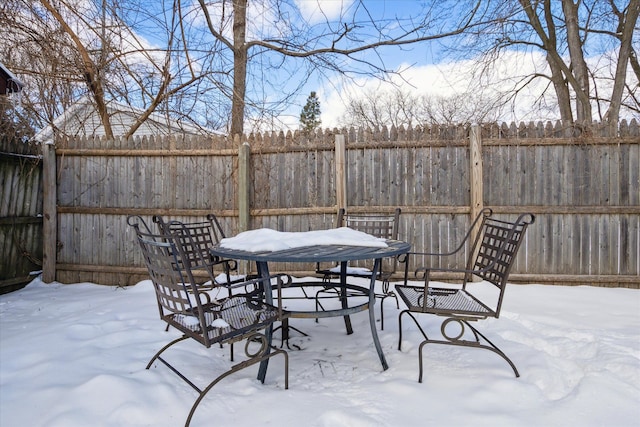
401, 208, 493, 262
407, 263, 502, 285
413, 265, 477, 280
400, 250, 466, 285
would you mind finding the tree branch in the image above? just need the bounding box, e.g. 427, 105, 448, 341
39, 0, 114, 139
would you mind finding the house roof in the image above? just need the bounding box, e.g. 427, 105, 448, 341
34, 95, 222, 143
0, 61, 24, 94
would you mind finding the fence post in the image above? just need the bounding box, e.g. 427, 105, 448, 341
335, 134, 347, 213
42, 143, 57, 283
469, 123, 484, 221
237, 140, 251, 275
238, 141, 250, 233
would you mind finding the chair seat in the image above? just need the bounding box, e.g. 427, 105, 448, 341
396, 285, 494, 318
165, 296, 282, 345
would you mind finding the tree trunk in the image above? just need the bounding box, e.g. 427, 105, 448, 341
231, 0, 247, 139
562, 0, 591, 124
520, 0, 574, 124
548, 54, 575, 125
605, 0, 640, 128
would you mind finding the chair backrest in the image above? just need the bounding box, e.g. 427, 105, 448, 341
127, 216, 213, 344
153, 214, 226, 278
337, 208, 401, 274
465, 210, 534, 313
337, 208, 401, 240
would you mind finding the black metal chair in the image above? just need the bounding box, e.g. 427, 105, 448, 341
153, 214, 246, 300
127, 216, 289, 427
316, 208, 402, 330
396, 208, 534, 382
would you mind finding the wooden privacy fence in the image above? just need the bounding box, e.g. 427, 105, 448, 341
41, 121, 639, 288
0, 137, 43, 293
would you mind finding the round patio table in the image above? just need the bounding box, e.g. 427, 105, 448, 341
211, 239, 410, 379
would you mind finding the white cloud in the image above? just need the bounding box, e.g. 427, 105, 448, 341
312, 49, 640, 128
318, 52, 559, 128
294, 0, 354, 24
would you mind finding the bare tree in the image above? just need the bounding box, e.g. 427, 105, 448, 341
193, 0, 489, 138
456, 0, 639, 128
1, 0, 226, 140
37, 0, 115, 137
341, 88, 421, 130
417, 92, 505, 126
2, 0, 86, 133
340, 86, 503, 129
5, 1, 637, 141
603, 0, 640, 123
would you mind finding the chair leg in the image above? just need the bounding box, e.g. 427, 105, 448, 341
272, 318, 309, 349
314, 287, 332, 322
148, 332, 289, 427
397, 309, 430, 351
146, 335, 201, 391
416, 319, 519, 382
184, 335, 289, 427
462, 320, 520, 378
380, 280, 399, 309
378, 291, 399, 331
377, 277, 399, 331
314, 285, 340, 322
146, 335, 189, 370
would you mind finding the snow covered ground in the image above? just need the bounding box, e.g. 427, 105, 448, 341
1, 277, 639, 427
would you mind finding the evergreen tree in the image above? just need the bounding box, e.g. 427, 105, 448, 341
299, 91, 321, 135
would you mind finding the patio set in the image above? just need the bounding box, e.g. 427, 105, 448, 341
127, 208, 534, 427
